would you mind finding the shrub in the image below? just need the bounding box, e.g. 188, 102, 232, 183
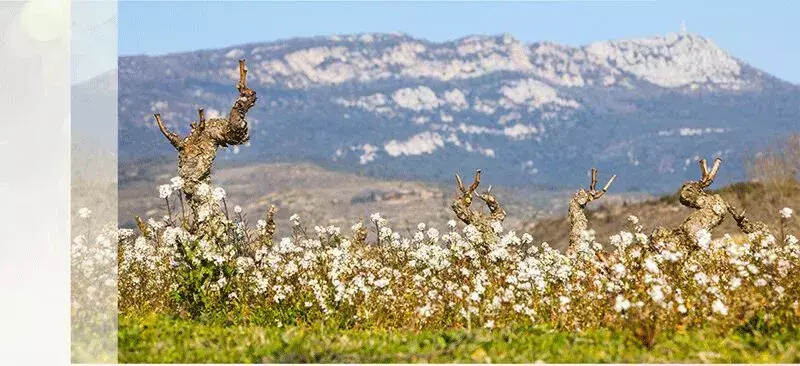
108, 179, 800, 345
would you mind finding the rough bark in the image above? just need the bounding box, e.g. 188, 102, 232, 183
651, 158, 727, 249
727, 203, 771, 235
264, 205, 278, 238
154, 59, 257, 224
450, 169, 506, 234
134, 216, 153, 240
567, 168, 616, 253
247, 205, 278, 256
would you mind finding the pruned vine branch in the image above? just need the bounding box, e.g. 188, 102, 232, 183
264, 204, 278, 238
451, 169, 506, 231
727, 203, 771, 235
154, 113, 183, 150
567, 168, 616, 252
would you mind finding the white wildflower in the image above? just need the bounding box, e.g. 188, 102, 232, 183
614, 295, 631, 313
148, 217, 165, 231
463, 225, 481, 242
694, 272, 709, 286
648, 285, 665, 304
426, 227, 440, 242
374, 278, 390, 288
780, 207, 793, 219
326, 225, 340, 236
197, 205, 211, 222
612, 263, 626, 277
117, 228, 134, 239
417, 304, 433, 318
170, 176, 184, 190
696, 229, 712, 250
196, 182, 211, 197
158, 184, 172, 199
490, 221, 504, 234
521, 233, 533, 244
212, 187, 226, 201
712, 299, 728, 315
644, 257, 660, 274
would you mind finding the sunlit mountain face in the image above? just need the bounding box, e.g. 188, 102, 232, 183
115, 32, 800, 193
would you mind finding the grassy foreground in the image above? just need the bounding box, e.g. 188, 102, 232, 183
119, 315, 800, 363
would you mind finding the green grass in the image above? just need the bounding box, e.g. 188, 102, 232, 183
119, 314, 800, 363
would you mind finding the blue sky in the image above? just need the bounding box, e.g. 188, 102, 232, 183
119, 1, 800, 84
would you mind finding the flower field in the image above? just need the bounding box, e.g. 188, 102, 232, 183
69, 167, 800, 361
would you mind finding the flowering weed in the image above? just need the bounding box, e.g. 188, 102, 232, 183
112, 177, 800, 344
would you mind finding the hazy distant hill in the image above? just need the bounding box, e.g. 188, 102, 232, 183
114, 32, 800, 193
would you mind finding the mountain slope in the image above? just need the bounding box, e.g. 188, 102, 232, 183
117, 32, 800, 193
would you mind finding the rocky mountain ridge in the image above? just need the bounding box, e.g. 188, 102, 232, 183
115, 31, 800, 193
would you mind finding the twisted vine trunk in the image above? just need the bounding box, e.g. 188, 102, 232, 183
567, 191, 591, 252
450, 170, 506, 241
566, 168, 615, 254
155, 60, 257, 228
675, 180, 728, 237
650, 158, 770, 249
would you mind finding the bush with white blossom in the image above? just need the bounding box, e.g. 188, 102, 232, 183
107, 180, 800, 345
